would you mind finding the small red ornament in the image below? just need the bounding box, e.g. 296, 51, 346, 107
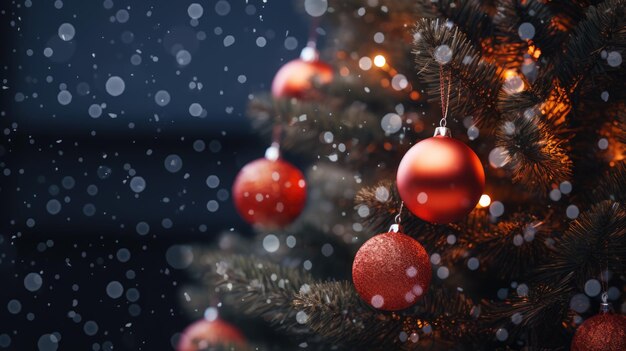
571, 307, 626, 351
271, 46, 333, 100
177, 318, 246, 351
232, 144, 306, 229
396, 127, 485, 223
352, 225, 431, 311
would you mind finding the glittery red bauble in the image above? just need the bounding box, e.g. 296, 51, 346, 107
232, 157, 306, 229
571, 312, 626, 351
177, 318, 246, 351
396, 135, 485, 223
352, 231, 431, 311
271, 58, 333, 99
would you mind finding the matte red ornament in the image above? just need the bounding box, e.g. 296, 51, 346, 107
396, 129, 485, 223
177, 318, 246, 351
232, 151, 306, 229
571, 311, 626, 351
271, 48, 333, 100
352, 228, 431, 311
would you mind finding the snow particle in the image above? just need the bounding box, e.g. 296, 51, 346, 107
433, 45, 452, 64
496, 328, 509, 341
296, 311, 309, 324
518, 22, 536, 40
154, 90, 171, 106
24, 272, 43, 292
188, 103, 203, 117
164, 154, 183, 173
584, 279, 601, 297
105, 76, 126, 96
370, 295, 384, 308
58, 23, 75, 41
176, 50, 192, 66
7, 299, 22, 314
106, 281, 124, 299
263, 234, 280, 253
83, 321, 98, 336
115, 9, 130, 23
566, 204, 579, 219
206, 175, 220, 188
607, 51, 622, 67
304, 0, 328, 17
37, 334, 59, 351
129, 176, 146, 193
166, 245, 194, 269
46, 199, 62, 215
284, 36, 298, 50
223, 35, 235, 47
215, 1, 231, 16
381, 113, 402, 134
57, 90, 72, 105
135, 221, 150, 235
489, 147, 509, 168
489, 201, 505, 217
187, 3, 204, 19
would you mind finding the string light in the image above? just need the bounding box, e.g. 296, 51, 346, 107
373, 54, 386, 67
478, 194, 491, 208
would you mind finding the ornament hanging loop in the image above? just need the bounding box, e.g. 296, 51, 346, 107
600, 292, 611, 313
390, 202, 404, 233
265, 125, 283, 161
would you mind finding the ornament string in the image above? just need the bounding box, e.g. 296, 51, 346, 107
307, 16, 321, 51
438, 64, 452, 128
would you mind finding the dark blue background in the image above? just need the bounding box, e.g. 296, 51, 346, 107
0, 1, 312, 349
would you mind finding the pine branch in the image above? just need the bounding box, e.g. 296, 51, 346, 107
558, 0, 626, 99
416, 0, 493, 48
535, 201, 626, 288
413, 18, 503, 126
247, 94, 386, 165
472, 213, 553, 280
491, 0, 564, 69
495, 111, 572, 193
588, 162, 626, 203
293, 282, 481, 350
199, 254, 313, 329
484, 280, 575, 347
195, 253, 482, 349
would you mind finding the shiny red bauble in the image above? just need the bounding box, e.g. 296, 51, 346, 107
232, 156, 306, 229
571, 312, 626, 351
271, 57, 333, 100
396, 134, 485, 223
352, 230, 431, 311
177, 318, 246, 351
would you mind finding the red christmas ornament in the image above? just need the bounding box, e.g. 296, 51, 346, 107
232, 145, 306, 229
571, 310, 626, 351
177, 318, 246, 351
396, 128, 485, 223
352, 225, 431, 311
271, 47, 333, 100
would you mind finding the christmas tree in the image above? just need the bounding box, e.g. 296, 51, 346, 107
179, 0, 626, 350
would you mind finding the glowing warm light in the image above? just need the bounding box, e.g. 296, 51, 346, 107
373, 55, 386, 67
527, 45, 541, 59
503, 69, 518, 79
478, 194, 491, 208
